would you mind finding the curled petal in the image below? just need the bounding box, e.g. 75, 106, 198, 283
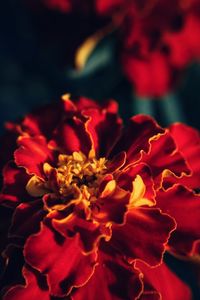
72, 243, 143, 300
95, 185, 130, 224
141, 131, 191, 189
52, 213, 105, 253
14, 136, 54, 178
24, 223, 97, 297
156, 185, 200, 255
49, 117, 92, 156
106, 151, 126, 173
136, 260, 192, 300
112, 115, 164, 166
83, 107, 122, 157
21, 97, 76, 137
167, 123, 200, 190
3, 266, 50, 300
111, 208, 176, 266
75, 97, 101, 110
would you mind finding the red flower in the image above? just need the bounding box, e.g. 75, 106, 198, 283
98, 0, 200, 96
0, 96, 199, 299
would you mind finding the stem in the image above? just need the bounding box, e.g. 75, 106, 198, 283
160, 93, 186, 125
133, 97, 155, 117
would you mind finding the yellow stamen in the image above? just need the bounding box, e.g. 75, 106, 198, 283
26, 151, 107, 213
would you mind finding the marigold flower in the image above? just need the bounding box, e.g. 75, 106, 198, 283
0, 96, 199, 299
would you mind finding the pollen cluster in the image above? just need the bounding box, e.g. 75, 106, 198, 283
26, 151, 108, 208
56, 151, 107, 201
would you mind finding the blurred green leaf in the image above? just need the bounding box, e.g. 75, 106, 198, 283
65, 31, 126, 100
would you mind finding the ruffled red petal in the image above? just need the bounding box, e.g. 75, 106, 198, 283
112, 115, 164, 166
106, 151, 126, 173
95, 185, 130, 224
75, 97, 102, 110
24, 224, 97, 296
82, 106, 122, 157
14, 136, 54, 178
3, 267, 50, 300
156, 185, 200, 255
71, 243, 143, 300
111, 207, 176, 266
21, 98, 75, 138
136, 260, 192, 300
49, 117, 92, 156
166, 123, 200, 190
141, 130, 191, 189
51, 213, 104, 253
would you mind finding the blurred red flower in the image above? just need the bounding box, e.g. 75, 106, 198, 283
0, 96, 199, 299
40, 0, 200, 97
97, 0, 200, 97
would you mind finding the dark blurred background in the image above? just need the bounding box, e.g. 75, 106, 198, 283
0, 0, 107, 132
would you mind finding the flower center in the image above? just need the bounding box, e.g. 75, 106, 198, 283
26, 151, 107, 210
55, 152, 107, 201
